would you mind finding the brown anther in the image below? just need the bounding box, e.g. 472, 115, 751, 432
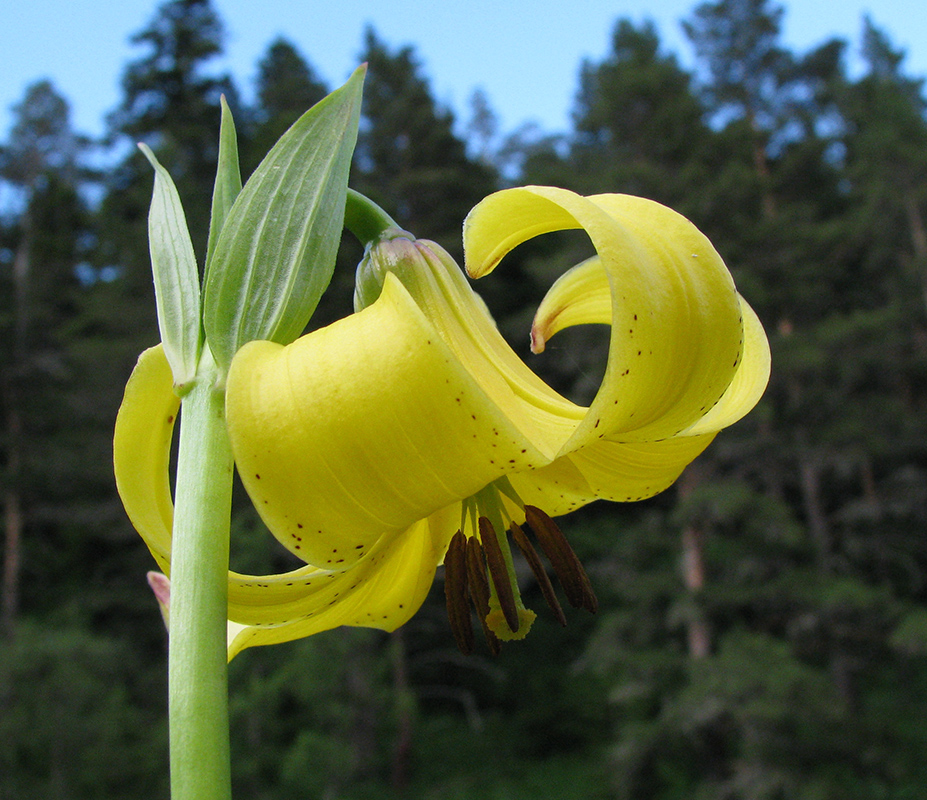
524, 506, 598, 614
510, 522, 567, 627
478, 516, 520, 633
465, 536, 501, 655
444, 530, 474, 655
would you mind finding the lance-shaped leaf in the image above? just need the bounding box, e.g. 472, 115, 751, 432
204, 95, 242, 280
203, 66, 365, 372
139, 143, 203, 391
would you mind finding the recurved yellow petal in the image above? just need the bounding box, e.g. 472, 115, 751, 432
225, 272, 547, 569
465, 187, 744, 448
357, 235, 583, 459
113, 339, 450, 660
113, 345, 178, 574
225, 501, 459, 627
226, 510, 452, 658
530, 256, 611, 353
464, 186, 589, 279
531, 252, 771, 437
508, 432, 717, 516
680, 295, 771, 436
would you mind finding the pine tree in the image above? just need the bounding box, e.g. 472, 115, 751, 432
353, 28, 497, 256
0, 80, 92, 636
98, 0, 234, 305
532, 6, 927, 795
838, 17, 927, 314
571, 18, 709, 209
682, 0, 791, 218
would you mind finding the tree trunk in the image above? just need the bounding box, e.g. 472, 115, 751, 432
902, 189, 927, 316
679, 468, 711, 660
797, 450, 832, 572
389, 628, 415, 790
1, 227, 30, 638
346, 635, 379, 782
1, 410, 23, 637
746, 109, 776, 220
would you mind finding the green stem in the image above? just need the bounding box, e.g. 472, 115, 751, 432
169, 364, 233, 800
344, 188, 401, 247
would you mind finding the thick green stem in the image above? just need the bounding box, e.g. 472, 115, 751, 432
169, 368, 234, 800
344, 188, 401, 247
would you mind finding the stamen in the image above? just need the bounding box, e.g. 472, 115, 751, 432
478, 516, 520, 633
465, 536, 501, 655
444, 530, 474, 655
510, 522, 567, 627
524, 506, 598, 614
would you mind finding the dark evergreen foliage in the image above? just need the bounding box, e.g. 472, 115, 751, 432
353, 28, 497, 257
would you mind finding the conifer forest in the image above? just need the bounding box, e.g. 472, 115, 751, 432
3, 0, 927, 797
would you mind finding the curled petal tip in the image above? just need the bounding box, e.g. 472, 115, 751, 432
146, 571, 170, 605
529, 325, 547, 355
146, 571, 171, 630
463, 255, 499, 280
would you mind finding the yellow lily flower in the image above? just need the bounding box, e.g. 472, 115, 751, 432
114, 186, 769, 659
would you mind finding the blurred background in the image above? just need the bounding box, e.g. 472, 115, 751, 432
2, 0, 927, 797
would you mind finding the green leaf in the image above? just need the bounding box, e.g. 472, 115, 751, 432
139, 143, 203, 390
203, 65, 365, 373
204, 96, 242, 281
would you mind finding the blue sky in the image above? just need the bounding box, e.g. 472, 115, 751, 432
2, 0, 925, 143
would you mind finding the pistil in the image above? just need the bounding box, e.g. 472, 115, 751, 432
479, 515, 520, 633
